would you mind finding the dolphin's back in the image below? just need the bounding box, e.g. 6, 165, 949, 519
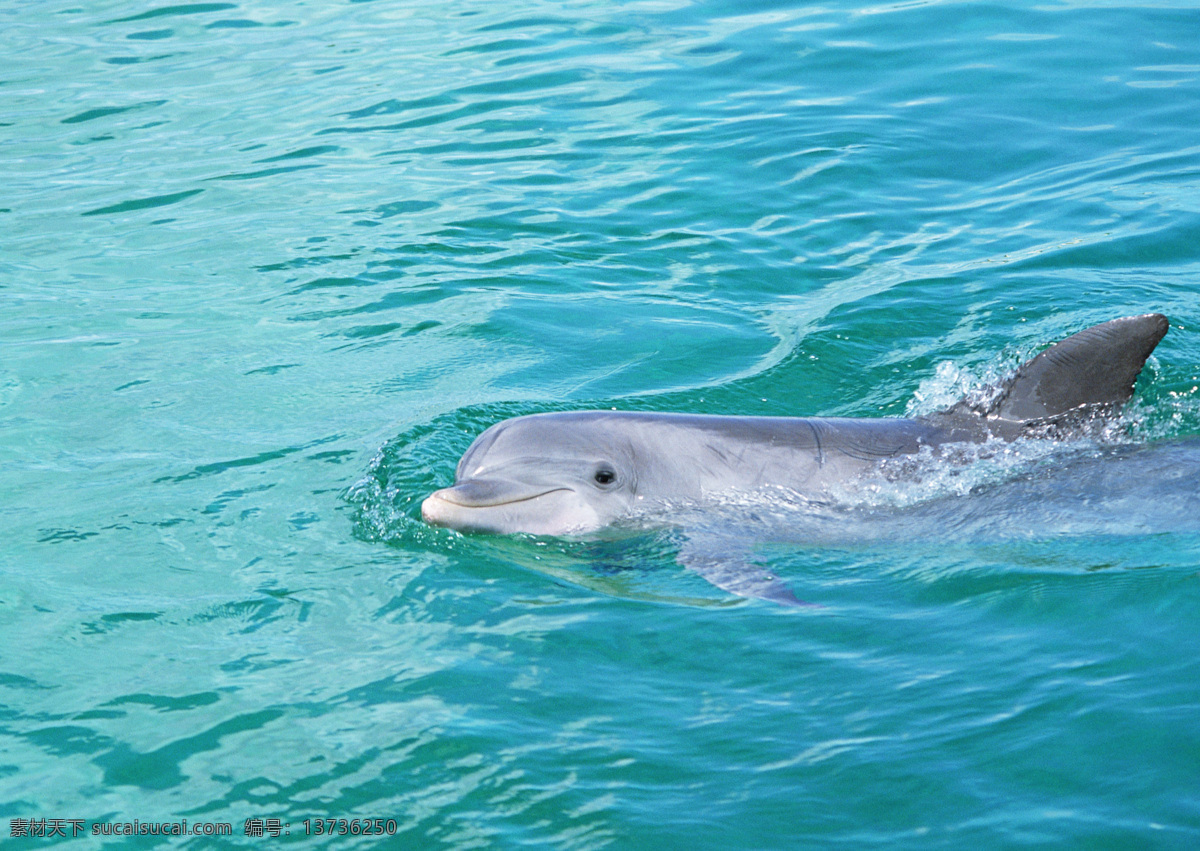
611, 412, 946, 494
683, 414, 940, 461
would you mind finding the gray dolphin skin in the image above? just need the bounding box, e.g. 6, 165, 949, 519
421, 314, 1170, 601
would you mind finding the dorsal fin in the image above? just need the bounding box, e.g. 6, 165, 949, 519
987, 313, 1168, 424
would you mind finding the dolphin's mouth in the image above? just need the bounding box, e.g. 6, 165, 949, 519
426, 479, 569, 509
420, 480, 574, 531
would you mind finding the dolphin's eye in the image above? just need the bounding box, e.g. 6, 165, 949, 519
593, 467, 617, 486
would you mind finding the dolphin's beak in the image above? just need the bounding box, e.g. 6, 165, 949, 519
420, 479, 568, 528
419, 492, 461, 527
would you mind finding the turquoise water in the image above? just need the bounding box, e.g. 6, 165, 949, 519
4, 0, 1200, 846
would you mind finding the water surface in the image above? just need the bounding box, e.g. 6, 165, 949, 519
3, 0, 1200, 847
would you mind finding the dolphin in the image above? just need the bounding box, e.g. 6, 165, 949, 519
421, 314, 1170, 602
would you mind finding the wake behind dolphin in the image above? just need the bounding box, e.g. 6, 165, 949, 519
421, 314, 1172, 604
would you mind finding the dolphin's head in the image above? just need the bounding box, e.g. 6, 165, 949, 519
421, 412, 642, 536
